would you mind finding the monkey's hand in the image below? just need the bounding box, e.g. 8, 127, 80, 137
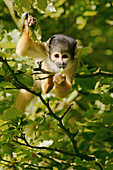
53, 73, 71, 98
53, 73, 66, 86
24, 15, 36, 34
25, 15, 36, 27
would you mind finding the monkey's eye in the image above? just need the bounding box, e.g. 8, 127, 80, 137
62, 54, 68, 59
54, 54, 59, 58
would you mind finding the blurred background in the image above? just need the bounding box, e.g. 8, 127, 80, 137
0, 1, 113, 169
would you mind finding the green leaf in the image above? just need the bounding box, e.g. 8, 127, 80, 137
9, 29, 21, 43
105, 164, 113, 170
29, 25, 42, 42
0, 24, 4, 33
13, 0, 32, 16
16, 74, 33, 88
55, 0, 66, 7
101, 93, 113, 104
106, 19, 113, 26
0, 42, 16, 49
46, 2, 56, 14
0, 67, 5, 76
0, 81, 13, 88
83, 11, 97, 16
1, 143, 13, 154
81, 46, 91, 56
86, 94, 101, 102
76, 16, 87, 30
2, 62, 9, 75
3, 107, 22, 121
20, 64, 29, 72
103, 112, 113, 126
35, 0, 47, 11
76, 77, 97, 90
85, 108, 98, 118
50, 7, 64, 18
0, 51, 6, 57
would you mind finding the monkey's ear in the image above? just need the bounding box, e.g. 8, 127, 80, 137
42, 38, 51, 56
43, 36, 56, 56
44, 38, 51, 48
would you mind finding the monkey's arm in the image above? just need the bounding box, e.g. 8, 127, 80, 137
16, 16, 47, 60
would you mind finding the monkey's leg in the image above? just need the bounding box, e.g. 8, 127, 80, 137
14, 78, 42, 112
15, 89, 34, 112
41, 74, 54, 94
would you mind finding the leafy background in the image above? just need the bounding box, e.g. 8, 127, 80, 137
0, 0, 113, 169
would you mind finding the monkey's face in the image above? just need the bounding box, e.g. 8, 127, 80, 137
51, 52, 71, 69
49, 35, 77, 70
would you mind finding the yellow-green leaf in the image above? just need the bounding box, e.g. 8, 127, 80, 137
83, 11, 97, 16
0, 42, 16, 49
13, 0, 32, 16
76, 16, 87, 30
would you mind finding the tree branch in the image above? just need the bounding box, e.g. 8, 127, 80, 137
0, 57, 103, 169
60, 103, 73, 120
38, 94, 95, 161
76, 68, 113, 78
13, 139, 74, 156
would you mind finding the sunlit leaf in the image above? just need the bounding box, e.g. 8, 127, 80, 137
55, 0, 66, 7
76, 16, 87, 30
106, 19, 113, 25
38, 140, 53, 147
46, 2, 56, 14
50, 7, 64, 18
34, 0, 47, 11
29, 25, 42, 42
0, 42, 16, 49
13, 0, 32, 16
83, 11, 97, 16
9, 29, 21, 43
3, 107, 22, 121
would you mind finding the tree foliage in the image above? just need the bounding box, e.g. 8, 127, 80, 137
0, 0, 113, 169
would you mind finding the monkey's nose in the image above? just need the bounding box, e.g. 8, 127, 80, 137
59, 62, 67, 69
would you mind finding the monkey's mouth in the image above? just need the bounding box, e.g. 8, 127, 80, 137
56, 62, 67, 69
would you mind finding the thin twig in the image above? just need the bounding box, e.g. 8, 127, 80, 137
13, 139, 75, 156
0, 56, 103, 169
35, 75, 53, 80
33, 68, 55, 75
76, 68, 113, 78
60, 103, 74, 120
37, 152, 59, 165
23, 163, 52, 169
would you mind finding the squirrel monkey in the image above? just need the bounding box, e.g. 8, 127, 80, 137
15, 16, 83, 111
